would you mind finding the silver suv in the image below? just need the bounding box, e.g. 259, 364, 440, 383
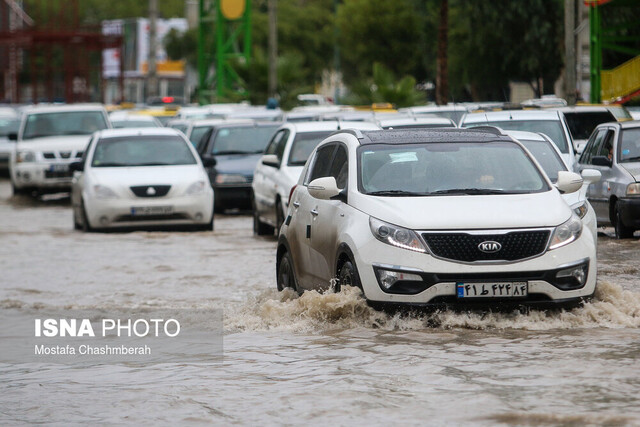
576, 121, 640, 238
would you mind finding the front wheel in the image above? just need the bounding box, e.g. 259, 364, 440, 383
614, 201, 635, 239
277, 251, 298, 292
337, 259, 362, 293
80, 200, 93, 232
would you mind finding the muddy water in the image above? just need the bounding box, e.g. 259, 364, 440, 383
1, 178, 640, 425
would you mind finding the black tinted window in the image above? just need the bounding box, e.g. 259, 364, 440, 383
564, 111, 616, 140
307, 145, 335, 183
329, 145, 348, 189
287, 131, 333, 166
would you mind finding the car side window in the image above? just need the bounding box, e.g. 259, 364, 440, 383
329, 145, 348, 189
305, 144, 336, 185
582, 129, 607, 164
598, 130, 615, 160
265, 130, 288, 161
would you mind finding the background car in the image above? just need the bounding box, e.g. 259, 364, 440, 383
278, 128, 596, 310
252, 121, 380, 235
70, 128, 214, 231
552, 106, 617, 154
375, 116, 456, 130
198, 122, 281, 212
576, 120, 640, 238
109, 112, 162, 129
0, 108, 20, 173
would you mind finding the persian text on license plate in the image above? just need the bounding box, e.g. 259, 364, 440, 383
456, 282, 528, 298
130, 206, 173, 216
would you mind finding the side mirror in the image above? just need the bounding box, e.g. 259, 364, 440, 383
308, 176, 341, 200
8, 132, 17, 141
591, 156, 612, 167
555, 171, 583, 194
261, 154, 279, 168
581, 168, 601, 184
69, 161, 84, 172
201, 155, 217, 168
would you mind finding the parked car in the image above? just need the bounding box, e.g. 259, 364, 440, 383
0, 110, 20, 172
461, 110, 577, 170
9, 104, 111, 196
575, 120, 640, 238
501, 130, 600, 246
70, 128, 214, 231
552, 106, 617, 154
109, 112, 162, 128
277, 128, 596, 310
198, 122, 281, 212
252, 121, 380, 235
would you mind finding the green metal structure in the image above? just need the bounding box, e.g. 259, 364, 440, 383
198, 0, 252, 105
588, 0, 640, 103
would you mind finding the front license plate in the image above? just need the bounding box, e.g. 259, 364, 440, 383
457, 282, 528, 298
130, 206, 173, 216
49, 164, 69, 172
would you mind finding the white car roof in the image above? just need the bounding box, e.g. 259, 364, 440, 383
95, 128, 184, 139
284, 121, 380, 132
462, 110, 562, 123
400, 104, 469, 114
21, 104, 107, 114
109, 113, 159, 122
377, 117, 456, 128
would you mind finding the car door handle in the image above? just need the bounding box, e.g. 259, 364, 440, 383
293, 201, 300, 208
310, 209, 319, 216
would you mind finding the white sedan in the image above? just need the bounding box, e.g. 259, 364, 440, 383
71, 128, 214, 231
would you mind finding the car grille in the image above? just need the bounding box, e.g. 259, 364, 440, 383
44, 170, 73, 178
41, 150, 81, 160
43, 152, 56, 159
114, 213, 188, 222
130, 185, 171, 198
422, 230, 551, 262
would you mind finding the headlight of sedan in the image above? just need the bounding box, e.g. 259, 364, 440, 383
571, 201, 588, 219
215, 174, 249, 185
626, 183, 640, 196
93, 184, 118, 199
16, 151, 36, 163
185, 180, 207, 195
549, 212, 583, 250
369, 217, 427, 253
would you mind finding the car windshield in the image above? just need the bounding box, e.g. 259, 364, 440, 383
518, 139, 567, 182
190, 125, 212, 146
111, 120, 159, 128
287, 131, 333, 166
0, 117, 19, 137
210, 125, 279, 155
563, 112, 615, 140
359, 141, 549, 196
469, 120, 569, 153
22, 111, 108, 140
91, 135, 196, 167
620, 128, 640, 163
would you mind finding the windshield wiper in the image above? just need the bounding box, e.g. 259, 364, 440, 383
93, 162, 128, 167
430, 188, 510, 195
622, 156, 640, 162
367, 190, 426, 196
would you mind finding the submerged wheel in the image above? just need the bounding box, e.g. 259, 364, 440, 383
80, 200, 93, 232
337, 259, 362, 293
277, 251, 298, 292
275, 200, 285, 235
614, 201, 634, 239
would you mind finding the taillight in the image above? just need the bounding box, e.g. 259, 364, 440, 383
288, 185, 297, 203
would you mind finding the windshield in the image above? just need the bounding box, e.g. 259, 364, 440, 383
563, 112, 615, 140
287, 131, 333, 166
22, 111, 108, 140
518, 139, 567, 182
469, 120, 569, 154
620, 128, 640, 163
210, 125, 279, 155
359, 141, 549, 196
91, 135, 196, 167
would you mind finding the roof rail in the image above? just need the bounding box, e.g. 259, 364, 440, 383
469, 126, 504, 135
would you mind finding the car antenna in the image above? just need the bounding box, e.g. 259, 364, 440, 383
336, 119, 341, 130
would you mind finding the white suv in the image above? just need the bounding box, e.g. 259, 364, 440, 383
252, 121, 379, 235
277, 128, 597, 310
9, 104, 111, 196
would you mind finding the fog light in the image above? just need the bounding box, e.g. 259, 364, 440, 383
99, 216, 109, 226
555, 263, 588, 290
22, 172, 31, 181
376, 269, 422, 290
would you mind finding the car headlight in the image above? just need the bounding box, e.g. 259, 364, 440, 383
626, 183, 640, 196
549, 212, 583, 250
93, 184, 118, 199
16, 151, 36, 163
185, 180, 207, 195
215, 174, 249, 185
369, 217, 427, 253
571, 202, 588, 219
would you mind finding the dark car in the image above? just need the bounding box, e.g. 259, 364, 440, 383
576, 120, 640, 238
199, 122, 281, 212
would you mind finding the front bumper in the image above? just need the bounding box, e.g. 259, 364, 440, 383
12, 162, 75, 191
618, 197, 640, 229
84, 192, 213, 229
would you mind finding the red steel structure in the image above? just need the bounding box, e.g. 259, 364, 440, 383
0, 0, 122, 103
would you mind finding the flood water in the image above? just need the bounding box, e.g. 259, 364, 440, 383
1, 177, 640, 426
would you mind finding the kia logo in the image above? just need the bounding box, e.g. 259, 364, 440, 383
478, 241, 502, 253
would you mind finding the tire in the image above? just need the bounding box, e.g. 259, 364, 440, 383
275, 200, 285, 235
337, 259, 362, 293
80, 200, 93, 232
277, 251, 298, 292
11, 182, 29, 196
252, 196, 274, 236
614, 201, 634, 239
73, 206, 82, 230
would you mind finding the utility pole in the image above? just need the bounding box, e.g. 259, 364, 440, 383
564, 0, 577, 105
268, 0, 277, 99
435, 0, 448, 105
148, 0, 158, 100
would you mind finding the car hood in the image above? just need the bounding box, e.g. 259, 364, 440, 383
351, 190, 571, 230
88, 165, 206, 189
214, 153, 262, 175
16, 135, 91, 152
621, 163, 640, 181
